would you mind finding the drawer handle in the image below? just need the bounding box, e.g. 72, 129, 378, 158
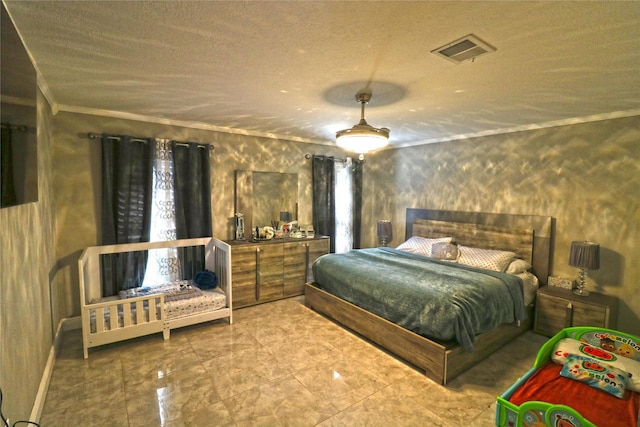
255, 247, 261, 300
305, 243, 310, 282
565, 302, 573, 327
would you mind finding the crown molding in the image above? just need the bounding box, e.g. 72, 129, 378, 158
54, 104, 331, 145
393, 109, 640, 149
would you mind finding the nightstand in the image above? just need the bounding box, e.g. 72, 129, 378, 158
534, 286, 619, 337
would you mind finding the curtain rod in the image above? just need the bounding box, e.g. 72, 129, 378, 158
1, 123, 28, 132
304, 153, 365, 164
87, 132, 214, 151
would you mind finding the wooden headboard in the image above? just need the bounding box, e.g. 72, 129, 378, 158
412, 219, 534, 264
406, 209, 554, 284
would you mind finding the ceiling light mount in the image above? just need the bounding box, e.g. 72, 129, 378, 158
336, 90, 390, 156
354, 90, 371, 106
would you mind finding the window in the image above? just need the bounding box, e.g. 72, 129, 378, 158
334, 161, 354, 253
100, 134, 212, 295
143, 139, 180, 287
312, 154, 362, 254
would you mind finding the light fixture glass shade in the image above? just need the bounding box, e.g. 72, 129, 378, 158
336, 90, 390, 154
569, 240, 600, 296
336, 124, 390, 154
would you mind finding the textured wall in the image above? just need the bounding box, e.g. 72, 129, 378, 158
364, 115, 640, 335
0, 91, 56, 422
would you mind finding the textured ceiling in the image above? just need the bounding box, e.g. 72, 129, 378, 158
3, 1, 640, 148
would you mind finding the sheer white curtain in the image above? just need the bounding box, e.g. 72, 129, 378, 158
334, 159, 354, 254
142, 139, 181, 287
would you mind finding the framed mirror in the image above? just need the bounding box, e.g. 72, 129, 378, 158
1, 3, 38, 208
235, 170, 298, 238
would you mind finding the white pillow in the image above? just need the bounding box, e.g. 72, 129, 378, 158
506, 259, 532, 275
396, 236, 452, 257
457, 246, 516, 272
552, 337, 640, 392
515, 271, 539, 306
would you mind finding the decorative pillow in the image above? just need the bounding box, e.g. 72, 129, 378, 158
396, 236, 452, 257
560, 354, 631, 399
505, 258, 532, 275
431, 241, 459, 261
194, 270, 218, 289
552, 337, 640, 392
457, 246, 516, 272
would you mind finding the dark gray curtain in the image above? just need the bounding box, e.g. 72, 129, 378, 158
312, 155, 336, 253
352, 159, 364, 249
101, 134, 154, 296
312, 155, 365, 253
1, 126, 17, 206
171, 142, 212, 239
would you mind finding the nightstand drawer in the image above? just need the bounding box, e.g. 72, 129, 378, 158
571, 302, 608, 326
535, 298, 567, 336
534, 287, 618, 337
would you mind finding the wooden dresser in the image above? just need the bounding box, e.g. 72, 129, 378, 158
534, 286, 619, 337
227, 236, 329, 308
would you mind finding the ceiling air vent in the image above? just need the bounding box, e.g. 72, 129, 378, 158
432, 34, 496, 64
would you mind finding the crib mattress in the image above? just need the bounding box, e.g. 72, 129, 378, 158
509, 361, 639, 427
165, 287, 226, 319
88, 286, 227, 333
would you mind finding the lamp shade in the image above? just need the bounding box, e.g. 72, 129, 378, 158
569, 241, 600, 270
377, 220, 392, 238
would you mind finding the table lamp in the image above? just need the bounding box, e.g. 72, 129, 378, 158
377, 220, 392, 247
569, 241, 600, 296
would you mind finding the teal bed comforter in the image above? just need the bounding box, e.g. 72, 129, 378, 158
312, 247, 527, 352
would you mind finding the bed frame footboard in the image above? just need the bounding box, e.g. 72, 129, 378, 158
304, 282, 532, 384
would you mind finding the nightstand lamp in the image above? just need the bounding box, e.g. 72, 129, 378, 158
377, 220, 392, 247
569, 241, 600, 296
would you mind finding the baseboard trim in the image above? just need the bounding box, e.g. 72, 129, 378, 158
61, 316, 81, 332
29, 316, 81, 422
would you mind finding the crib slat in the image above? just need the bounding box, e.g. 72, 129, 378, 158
109, 305, 117, 330
136, 300, 143, 324
122, 303, 132, 327
149, 298, 157, 322
96, 307, 105, 333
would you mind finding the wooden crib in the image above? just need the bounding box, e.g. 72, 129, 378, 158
78, 237, 232, 358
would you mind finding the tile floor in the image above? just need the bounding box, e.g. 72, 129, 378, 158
40, 296, 548, 426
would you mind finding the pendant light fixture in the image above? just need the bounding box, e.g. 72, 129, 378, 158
336, 90, 390, 155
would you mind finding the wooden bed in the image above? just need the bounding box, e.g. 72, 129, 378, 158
304, 208, 554, 384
